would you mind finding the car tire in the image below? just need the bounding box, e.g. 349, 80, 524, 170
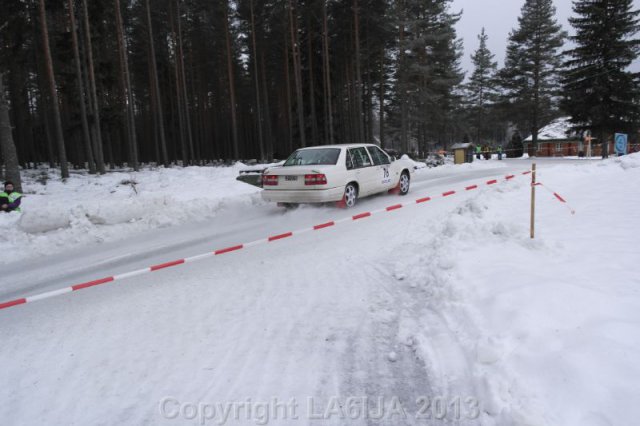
344, 183, 358, 208
399, 172, 410, 196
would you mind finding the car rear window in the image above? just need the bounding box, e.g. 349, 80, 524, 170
283, 148, 341, 166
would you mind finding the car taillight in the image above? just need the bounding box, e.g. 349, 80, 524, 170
263, 175, 279, 186
305, 174, 327, 185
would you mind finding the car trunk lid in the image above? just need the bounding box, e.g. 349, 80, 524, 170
263, 165, 334, 190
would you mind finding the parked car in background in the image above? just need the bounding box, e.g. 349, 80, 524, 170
425, 153, 446, 168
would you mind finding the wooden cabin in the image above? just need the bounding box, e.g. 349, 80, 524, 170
523, 117, 614, 157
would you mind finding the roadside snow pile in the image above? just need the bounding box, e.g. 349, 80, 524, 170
0, 165, 262, 265
390, 153, 640, 425
400, 154, 428, 170
618, 152, 640, 169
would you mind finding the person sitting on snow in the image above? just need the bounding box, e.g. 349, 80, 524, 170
0, 181, 22, 213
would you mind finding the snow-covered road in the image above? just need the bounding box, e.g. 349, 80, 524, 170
3, 156, 637, 426
0, 160, 525, 302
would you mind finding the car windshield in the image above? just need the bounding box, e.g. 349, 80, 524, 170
283, 148, 340, 166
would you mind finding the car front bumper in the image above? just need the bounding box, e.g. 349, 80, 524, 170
261, 186, 345, 204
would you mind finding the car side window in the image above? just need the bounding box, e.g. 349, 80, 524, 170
375, 147, 391, 165
367, 146, 391, 166
348, 147, 372, 169
346, 150, 355, 170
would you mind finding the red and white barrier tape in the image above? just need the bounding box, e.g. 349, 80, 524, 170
534, 182, 576, 215
0, 170, 532, 312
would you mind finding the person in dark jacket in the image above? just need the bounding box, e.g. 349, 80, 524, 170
483, 145, 491, 160
0, 181, 22, 213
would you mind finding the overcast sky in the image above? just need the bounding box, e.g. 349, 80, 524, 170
452, 0, 640, 76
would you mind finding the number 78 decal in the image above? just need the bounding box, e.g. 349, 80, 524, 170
382, 167, 391, 184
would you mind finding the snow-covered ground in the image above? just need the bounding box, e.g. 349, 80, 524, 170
0, 164, 263, 265
1, 155, 638, 425
392, 153, 640, 425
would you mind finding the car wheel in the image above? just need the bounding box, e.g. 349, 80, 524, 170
399, 172, 410, 195
344, 183, 358, 208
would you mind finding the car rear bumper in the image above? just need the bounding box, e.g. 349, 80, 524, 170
261, 186, 345, 203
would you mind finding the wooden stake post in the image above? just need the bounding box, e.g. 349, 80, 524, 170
585, 131, 593, 158
530, 163, 536, 239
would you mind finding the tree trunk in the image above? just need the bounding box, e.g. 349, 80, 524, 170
365, 73, 373, 144
223, 4, 239, 159
283, 30, 294, 154
288, 0, 306, 148
81, 0, 106, 173
348, 63, 356, 142
36, 68, 55, 168
68, 0, 95, 173
148, 59, 160, 163
261, 51, 273, 160
353, 0, 364, 144
306, 13, 319, 146
8, 61, 32, 169
169, 3, 188, 164
114, 0, 139, 170
379, 47, 385, 148
145, 0, 169, 166
188, 52, 202, 164
39, 0, 69, 178
398, 2, 408, 153
175, 0, 194, 164
322, 1, 334, 144
0, 75, 22, 191
250, 0, 265, 160
531, 50, 541, 157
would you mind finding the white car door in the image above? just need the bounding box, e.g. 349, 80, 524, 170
346, 147, 377, 196
366, 146, 395, 192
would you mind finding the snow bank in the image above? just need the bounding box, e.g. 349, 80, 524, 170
0, 165, 262, 264
400, 154, 428, 170
392, 153, 640, 425
617, 152, 640, 169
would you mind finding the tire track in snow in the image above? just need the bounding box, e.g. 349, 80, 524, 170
338, 260, 435, 426
376, 186, 531, 425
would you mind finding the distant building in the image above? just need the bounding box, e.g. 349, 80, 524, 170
450, 143, 475, 164
524, 117, 581, 157
524, 117, 616, 157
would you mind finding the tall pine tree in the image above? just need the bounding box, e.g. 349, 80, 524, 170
0, 74, 23, 190
394, 0, 464, 153
499, 0, 566, 151
562, 0, 640, 157
465, 28, 498, 143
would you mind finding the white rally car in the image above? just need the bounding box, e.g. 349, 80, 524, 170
261, 144, 414, 208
